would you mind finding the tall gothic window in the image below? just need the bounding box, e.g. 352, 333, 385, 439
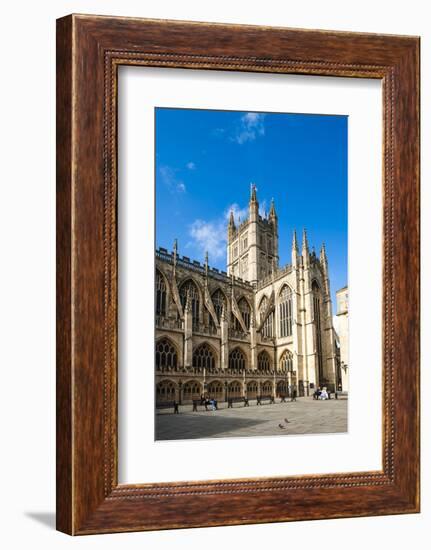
259, 295, 273, 338
239, 297, 251, 330
242, 234, 248, 250
312, 280, 323, 381
280, 349, 293, 372
279, 285, 293, 337
179, 279, 200, 325
211, 289, 226, 325
231, 297, 251, 332
156, 270, 167, 316
155, 338, 178, 370
229, 348, 246, 371
192, 343, 216, 370
258, 350, 271, 373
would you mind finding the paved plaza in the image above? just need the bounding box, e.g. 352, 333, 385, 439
155, 396, 348, 440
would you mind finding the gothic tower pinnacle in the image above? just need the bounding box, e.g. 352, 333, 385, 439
250, 182, 258, 203
269, 198, 277, 220
320, 242, 328, 271
292, 229, 299, 268
228, 208, 236, 239
302, 228, 310, 267
249, 183, 259, 223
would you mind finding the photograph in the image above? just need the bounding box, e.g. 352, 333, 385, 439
154, 107, 349, 440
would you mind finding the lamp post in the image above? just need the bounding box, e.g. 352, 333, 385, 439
203, 367, 207, 396
178, 379, 182, 405
341, 362, 348, 391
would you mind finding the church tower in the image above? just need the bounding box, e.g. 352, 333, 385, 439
227, 185, 279, 284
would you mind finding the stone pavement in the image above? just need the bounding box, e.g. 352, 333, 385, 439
155, 396, 348, 440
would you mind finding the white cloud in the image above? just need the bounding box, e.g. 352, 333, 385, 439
226, 202, 248, 224
233, 112, 266, 144
189, 219, 226, 260
243, 112, 261, 124
186, 161, 196, 170
159, 165, 186, 194
187, 201, 252, 262
258, 199, 268, 218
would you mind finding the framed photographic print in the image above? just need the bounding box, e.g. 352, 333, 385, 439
56, 15, 420, 534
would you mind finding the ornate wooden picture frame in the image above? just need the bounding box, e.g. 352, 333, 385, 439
56, 14, 420, 534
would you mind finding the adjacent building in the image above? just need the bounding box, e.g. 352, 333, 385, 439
335, 286, 349, 392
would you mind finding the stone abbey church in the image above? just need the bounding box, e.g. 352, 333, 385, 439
155, 185, 341, 405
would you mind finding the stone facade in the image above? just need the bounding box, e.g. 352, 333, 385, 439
155, 186, 339, 405
336, 286, 349, 391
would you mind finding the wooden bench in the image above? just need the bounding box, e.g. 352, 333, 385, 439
228, 396, 249, 408
335, 391, 348, 400
156, 401, 179, 414
257, 395, 275, 405
192, 399, 218, 412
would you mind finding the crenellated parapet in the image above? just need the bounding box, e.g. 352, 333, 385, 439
156, 246, 253, 290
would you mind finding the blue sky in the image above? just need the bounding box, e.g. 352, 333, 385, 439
155, 108, 347, 306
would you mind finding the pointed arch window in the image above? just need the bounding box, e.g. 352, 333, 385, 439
238, 298, 251, 330
183, 380, 201, 400
155, 339, 178, 370
156, 380, 177, 401
228, 381, 242, 397
258, 350, 271, 373
231, 298, 251, 332
192, 343, 216, 370
279, 285, 293, 337
280, 349, 293, 372
229, 348, 246, 371
261, 380, 273, 396
179, 279, 200, 325
211, 289, 226, 325
156, 270, 167, 316
259, 295, 274, 338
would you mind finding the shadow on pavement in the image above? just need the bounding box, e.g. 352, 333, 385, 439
156, 412, 268, 440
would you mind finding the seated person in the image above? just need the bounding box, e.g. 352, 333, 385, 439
209, 398, 217, 411
319, 388, 328, 400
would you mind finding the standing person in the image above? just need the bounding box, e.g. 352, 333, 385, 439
291, 388, 297, 402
